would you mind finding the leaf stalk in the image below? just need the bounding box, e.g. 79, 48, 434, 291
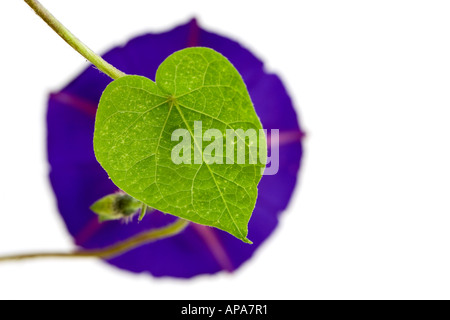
24, 0, 126, 80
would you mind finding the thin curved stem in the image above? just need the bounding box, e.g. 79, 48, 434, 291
24, 0, 126, 80
0, 219, 189, 262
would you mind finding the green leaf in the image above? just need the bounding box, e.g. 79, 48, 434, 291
93, 47, 266, 243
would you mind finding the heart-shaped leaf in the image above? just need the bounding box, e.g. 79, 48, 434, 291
93, 47, 266, 243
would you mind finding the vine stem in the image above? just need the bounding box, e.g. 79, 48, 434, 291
0, 219, 189, 262
24, 0, 126, 80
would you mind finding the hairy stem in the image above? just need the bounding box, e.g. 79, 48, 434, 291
0, 219, 189, 262
24, 0, 126, 80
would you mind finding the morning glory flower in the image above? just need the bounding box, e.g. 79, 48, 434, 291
47, 19, 303, 278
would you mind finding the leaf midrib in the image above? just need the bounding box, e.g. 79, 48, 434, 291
172, 100, 245, 240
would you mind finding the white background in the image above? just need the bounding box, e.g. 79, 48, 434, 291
0, 0, 449, 300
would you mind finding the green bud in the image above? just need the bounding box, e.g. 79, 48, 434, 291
90, 193, 143, 222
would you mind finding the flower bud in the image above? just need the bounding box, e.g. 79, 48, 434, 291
90, 193, 142, 222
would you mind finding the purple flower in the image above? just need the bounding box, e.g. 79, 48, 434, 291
47, 19, 304, 278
